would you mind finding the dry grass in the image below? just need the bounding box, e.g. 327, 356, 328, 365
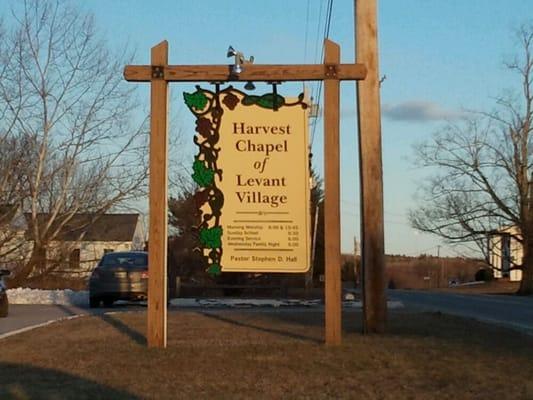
1, 309, 532, 400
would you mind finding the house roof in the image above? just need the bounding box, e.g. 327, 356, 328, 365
488, 225, 521, 237
24, 213, 140, 242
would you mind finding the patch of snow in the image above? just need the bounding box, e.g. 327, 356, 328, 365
6, 288, 404, 309
170, 298, 322, 308
344, 292, 356, 301
170, 298, 404, 309
453, 281, 485, 287
7, 288, 89, 306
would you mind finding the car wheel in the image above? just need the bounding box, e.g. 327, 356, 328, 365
103, 297, 114, 307
89, 296, 100, 308
0, 296, 8, 318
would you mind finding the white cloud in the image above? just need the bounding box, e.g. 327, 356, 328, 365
382, 100, 465, 122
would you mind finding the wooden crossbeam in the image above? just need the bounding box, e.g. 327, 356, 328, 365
124, 63, 366, 82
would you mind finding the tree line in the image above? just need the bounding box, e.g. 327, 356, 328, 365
410, 24, 533, 295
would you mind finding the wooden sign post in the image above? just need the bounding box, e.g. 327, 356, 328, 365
125, 38, 377, 348
323, 40, 342, 345
147, 41, 169, 348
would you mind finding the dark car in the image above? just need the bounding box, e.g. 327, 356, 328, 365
89, 251, 148, 308
0, 269, 10, 318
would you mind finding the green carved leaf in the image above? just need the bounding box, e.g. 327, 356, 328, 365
242, 95, 260, 106
199, 226, 223, 249
184, 91, 208, 111
192, 159, 214, 187
258, 93, 285, 109
242, 93, 285, 109
207, 263, 221, 276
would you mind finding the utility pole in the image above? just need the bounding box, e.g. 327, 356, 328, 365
437, 245, 442, 288
353, 236, 358, 286
355, 0, 387, 333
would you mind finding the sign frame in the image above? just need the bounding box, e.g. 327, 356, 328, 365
124, 28, 384, 348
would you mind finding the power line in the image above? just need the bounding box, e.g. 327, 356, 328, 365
323, 0, 334, 40
312, 1, 325, 70
310, 0, 334, 148
309, 0, 326, 124
303, 0, 311, 63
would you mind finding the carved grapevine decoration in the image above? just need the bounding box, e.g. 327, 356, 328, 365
184, 85, 307, 276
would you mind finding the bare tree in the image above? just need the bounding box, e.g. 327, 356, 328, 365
0, 0, 148, 286
0, 138, 22, 260
410, 24, 533, 295
0, 17, 29, 265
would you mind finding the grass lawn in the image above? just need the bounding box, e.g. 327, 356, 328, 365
1, 309, 532, 399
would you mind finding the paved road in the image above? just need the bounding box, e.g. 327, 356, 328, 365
2, 291, 533, 338
0, 304, 123, 337
389, 290, 533, 335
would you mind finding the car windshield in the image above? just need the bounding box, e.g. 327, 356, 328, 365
100, 253, 147, 267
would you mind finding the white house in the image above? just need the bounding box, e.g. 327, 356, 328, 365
25, 213, 146, 277
2, 210, 146, 281
487, 225, 523, 281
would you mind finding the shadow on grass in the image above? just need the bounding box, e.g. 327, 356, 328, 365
0, 362, 139, 400
199, 311, 322, 344
97, 312, 146, 346
54, 304, 84, 317
385, 311, 533, 349
206, 308, 533, 354
236, 309, 367, 336
53, 304, 146, 346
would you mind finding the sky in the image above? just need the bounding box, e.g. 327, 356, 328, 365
1, 0, 531, 256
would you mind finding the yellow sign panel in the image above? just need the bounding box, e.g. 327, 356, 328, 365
216, 95, 310, 272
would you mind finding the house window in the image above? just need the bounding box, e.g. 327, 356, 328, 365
69, 248, 80, 270
103, 249, 114, 254
501, 234, 511, 276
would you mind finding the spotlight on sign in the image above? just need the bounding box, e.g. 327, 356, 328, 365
226, 45, 254, 75
227, 46, 237, 58
244, 81, 256, 90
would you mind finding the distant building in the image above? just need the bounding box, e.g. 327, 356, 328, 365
24, 213, 145, 277
487, 225, 522, 281
1, 211, 144, 278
